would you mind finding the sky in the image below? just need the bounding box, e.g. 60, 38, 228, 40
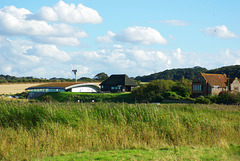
0, 0, 239, 79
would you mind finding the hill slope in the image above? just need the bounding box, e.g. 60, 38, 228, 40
135, 66, 207, 82
135, 65, 240, 82
206, 65, 240, 78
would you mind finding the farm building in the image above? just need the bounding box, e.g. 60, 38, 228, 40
26, 82, 101, 98
100, 74, 138, 93
192, 72, 240, 97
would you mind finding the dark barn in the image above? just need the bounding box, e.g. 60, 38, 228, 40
100, 74, 138, 93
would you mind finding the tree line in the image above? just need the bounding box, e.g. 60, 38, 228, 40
1, 65, 240, 84
0, 72, 109, 84
135, 65, 240, 82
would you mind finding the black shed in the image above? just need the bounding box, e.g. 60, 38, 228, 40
100, 74, 138, 92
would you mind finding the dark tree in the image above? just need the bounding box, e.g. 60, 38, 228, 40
135, 66, 207, 82
94, 72, 109, 81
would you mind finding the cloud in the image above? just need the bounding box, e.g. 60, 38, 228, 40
116, 26, 167, 45
32, 37, 81, 46
202, 25, 238, 39
72, 47, 171, 76
220, 49, 240, 65
0, 36, 72, 77
0, 5, 87, 46
99, 26, 167, 45
97, 31, 116, 43
2, 35, 239, 78
173, 48, 182, 61
158, 20, 188, 26
0, 7, 87, 37
1, 5, 31, 19
29, 1, 103, 24
28, 44, 71, 62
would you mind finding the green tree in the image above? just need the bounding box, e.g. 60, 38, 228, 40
217, 91, 240, 104
78, 77, 93, 82
132, 79, 175, 103
94, 72, 109, 81
171, 76, 191, 97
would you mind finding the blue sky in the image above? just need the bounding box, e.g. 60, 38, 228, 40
0, 0, 239, 79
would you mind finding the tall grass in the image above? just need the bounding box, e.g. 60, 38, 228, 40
0, 100, 239, 160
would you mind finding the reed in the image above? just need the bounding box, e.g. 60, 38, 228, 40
0, 100, 239, 160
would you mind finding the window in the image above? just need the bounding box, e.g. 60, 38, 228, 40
193, 85, 202, 91
117, 85, 122, 90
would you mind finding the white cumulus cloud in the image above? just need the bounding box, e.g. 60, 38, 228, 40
97, 31, 116, 43
202, 25, 238, 39
71, 47, 171, 76
173, 48, 182, 61
0, 5, 87, 46
0, 37, 72, 77
29, 44, 71, 62
115, 26, 167, 45
29, 0, 103, 24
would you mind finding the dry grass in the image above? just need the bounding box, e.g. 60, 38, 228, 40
0, 82, 101, 95
0, 83, 44, 95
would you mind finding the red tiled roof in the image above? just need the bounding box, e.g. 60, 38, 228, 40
201, 73, 228, 87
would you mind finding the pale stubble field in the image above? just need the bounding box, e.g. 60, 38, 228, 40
0, 83, 44, 94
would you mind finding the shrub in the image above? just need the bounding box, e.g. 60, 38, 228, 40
217, 91, 240, 104
194, 96, 211, 104
131, 79, 175, 103
171, 77, 191, 97
205, 95, 218, 103
163, 91, 181, 100
41, 95, 55, 103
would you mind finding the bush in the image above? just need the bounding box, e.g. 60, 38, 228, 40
131, 79, 175, 103
194, 96, 211, 104
163, 91, 181, 100
41, 95, 55, 103
171, 77, 191, 97
205, 95, 218, 103
217, 91, 240, 104
37, 92, 134, 103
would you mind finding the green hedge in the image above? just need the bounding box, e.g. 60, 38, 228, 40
37, 92, 135, 103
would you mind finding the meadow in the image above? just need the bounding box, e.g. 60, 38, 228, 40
0, 100, 239, 160
0, 83, 44, 95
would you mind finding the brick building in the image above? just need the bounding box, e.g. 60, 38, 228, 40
192, 72, 240, 98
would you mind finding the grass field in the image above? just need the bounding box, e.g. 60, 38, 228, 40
0, 101, 239, 160
40, 146, 240, 161
0, 83, 44, 95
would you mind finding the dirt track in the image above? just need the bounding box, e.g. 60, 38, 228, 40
0, 83, 44, 95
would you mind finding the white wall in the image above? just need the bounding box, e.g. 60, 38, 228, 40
71, 87, 97, 93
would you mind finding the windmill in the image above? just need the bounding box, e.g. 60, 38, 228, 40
71, 65, 78, 82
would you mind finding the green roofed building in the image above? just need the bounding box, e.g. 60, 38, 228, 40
26, 82, 101, 98
100, 74, 138, 93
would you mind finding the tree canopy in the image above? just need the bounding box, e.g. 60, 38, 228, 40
206, 65, 240, 78
94, 72, 109, 81
135, 66, 207, 82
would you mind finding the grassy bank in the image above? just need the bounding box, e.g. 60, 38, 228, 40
0, 101, 239, 160
37, 92, 134, 103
